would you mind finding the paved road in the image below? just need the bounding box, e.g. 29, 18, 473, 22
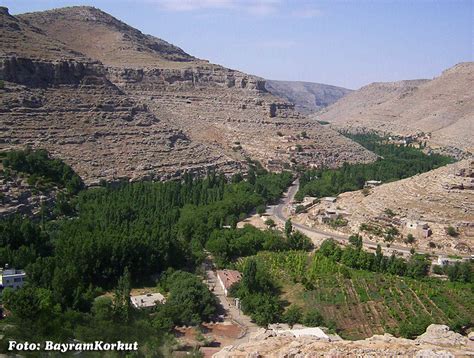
268, 179, 471, 259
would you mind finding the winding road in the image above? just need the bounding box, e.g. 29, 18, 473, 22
268, 179, 470, 259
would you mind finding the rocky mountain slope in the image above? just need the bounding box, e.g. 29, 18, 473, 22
316, 63, 474, 152
265, 80, 352, 114
0, 6, 376, 185
215, 324, 474, 357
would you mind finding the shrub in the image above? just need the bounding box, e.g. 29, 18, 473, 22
406, 234, 415, 244
303, 308, 325, 327
265, 218, 276, 228
384, 208, 396, 217
283, 305, 303, 327
295, 205, 306, 214
446, 226, 459, 237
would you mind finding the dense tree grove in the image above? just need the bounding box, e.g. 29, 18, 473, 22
3, 149, 84, 194
206, 224, 313, 267
0, 150, 294, 354
296, 133, 453, 200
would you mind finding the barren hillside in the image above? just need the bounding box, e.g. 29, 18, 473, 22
316, 63, 474, 151
0, 6, 376, 184
296, 160, 474, 255
265, 80, 352, 113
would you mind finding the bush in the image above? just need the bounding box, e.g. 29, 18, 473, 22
398, 317, 431, 339
432, 265, 444, 275
406, 234, 415, 244
256, 205, 266, 215
446, 226, 459, 237
384, 208, 396, 217
283, 305, 303, 327
265, 218, 276, 228
295, 205, 306, 214
303, 308, 325, 327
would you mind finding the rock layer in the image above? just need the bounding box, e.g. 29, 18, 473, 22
215, 325, 473, 357
1, 6, 377, 184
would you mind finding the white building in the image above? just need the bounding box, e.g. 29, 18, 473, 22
402, 219, 432, 238
364, 180, 382, 188
130, 293, 166, 309
322, 197, 337, 204
0, 268, 26, 290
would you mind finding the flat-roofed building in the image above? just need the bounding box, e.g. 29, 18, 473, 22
130, 293, 166, 309
0, 268, 26, 291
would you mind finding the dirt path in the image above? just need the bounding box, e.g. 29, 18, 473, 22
204, 266, 259, 345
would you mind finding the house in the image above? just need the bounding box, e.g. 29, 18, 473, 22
317, 209, 339, 224
364, 180, 382, 188
130, 293, 166, 309
216, 269, 242, 296
403, 219, 432, 238
0, 267, 26, 291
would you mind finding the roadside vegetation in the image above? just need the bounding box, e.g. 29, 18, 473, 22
296, 133, 454, 200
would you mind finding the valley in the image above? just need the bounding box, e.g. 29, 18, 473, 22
0, 3, 473, 357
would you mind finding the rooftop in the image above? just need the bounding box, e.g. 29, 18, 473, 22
0, 269, 26, 276
130, 292, 166, 309
216, 270, 242, 290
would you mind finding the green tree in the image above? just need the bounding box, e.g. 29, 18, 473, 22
283, 305, 302, 327
113, 268, 132, 323
285, 219, 293, 238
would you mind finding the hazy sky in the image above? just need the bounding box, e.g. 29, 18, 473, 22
3, 0, 473, 89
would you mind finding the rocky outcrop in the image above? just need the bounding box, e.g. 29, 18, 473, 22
215, 325, 473, 357
107, 66, 266, 92
0, 57, 110, 88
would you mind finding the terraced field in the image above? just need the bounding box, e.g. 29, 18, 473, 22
241, 251, 474, 339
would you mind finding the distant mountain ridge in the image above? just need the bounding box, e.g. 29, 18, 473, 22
265, 80, 352, 113
316, 63, 474, 152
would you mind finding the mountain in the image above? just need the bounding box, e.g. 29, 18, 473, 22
315, 63, 474, 152
0, 6, 376, 184
265, 80, 352, 114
